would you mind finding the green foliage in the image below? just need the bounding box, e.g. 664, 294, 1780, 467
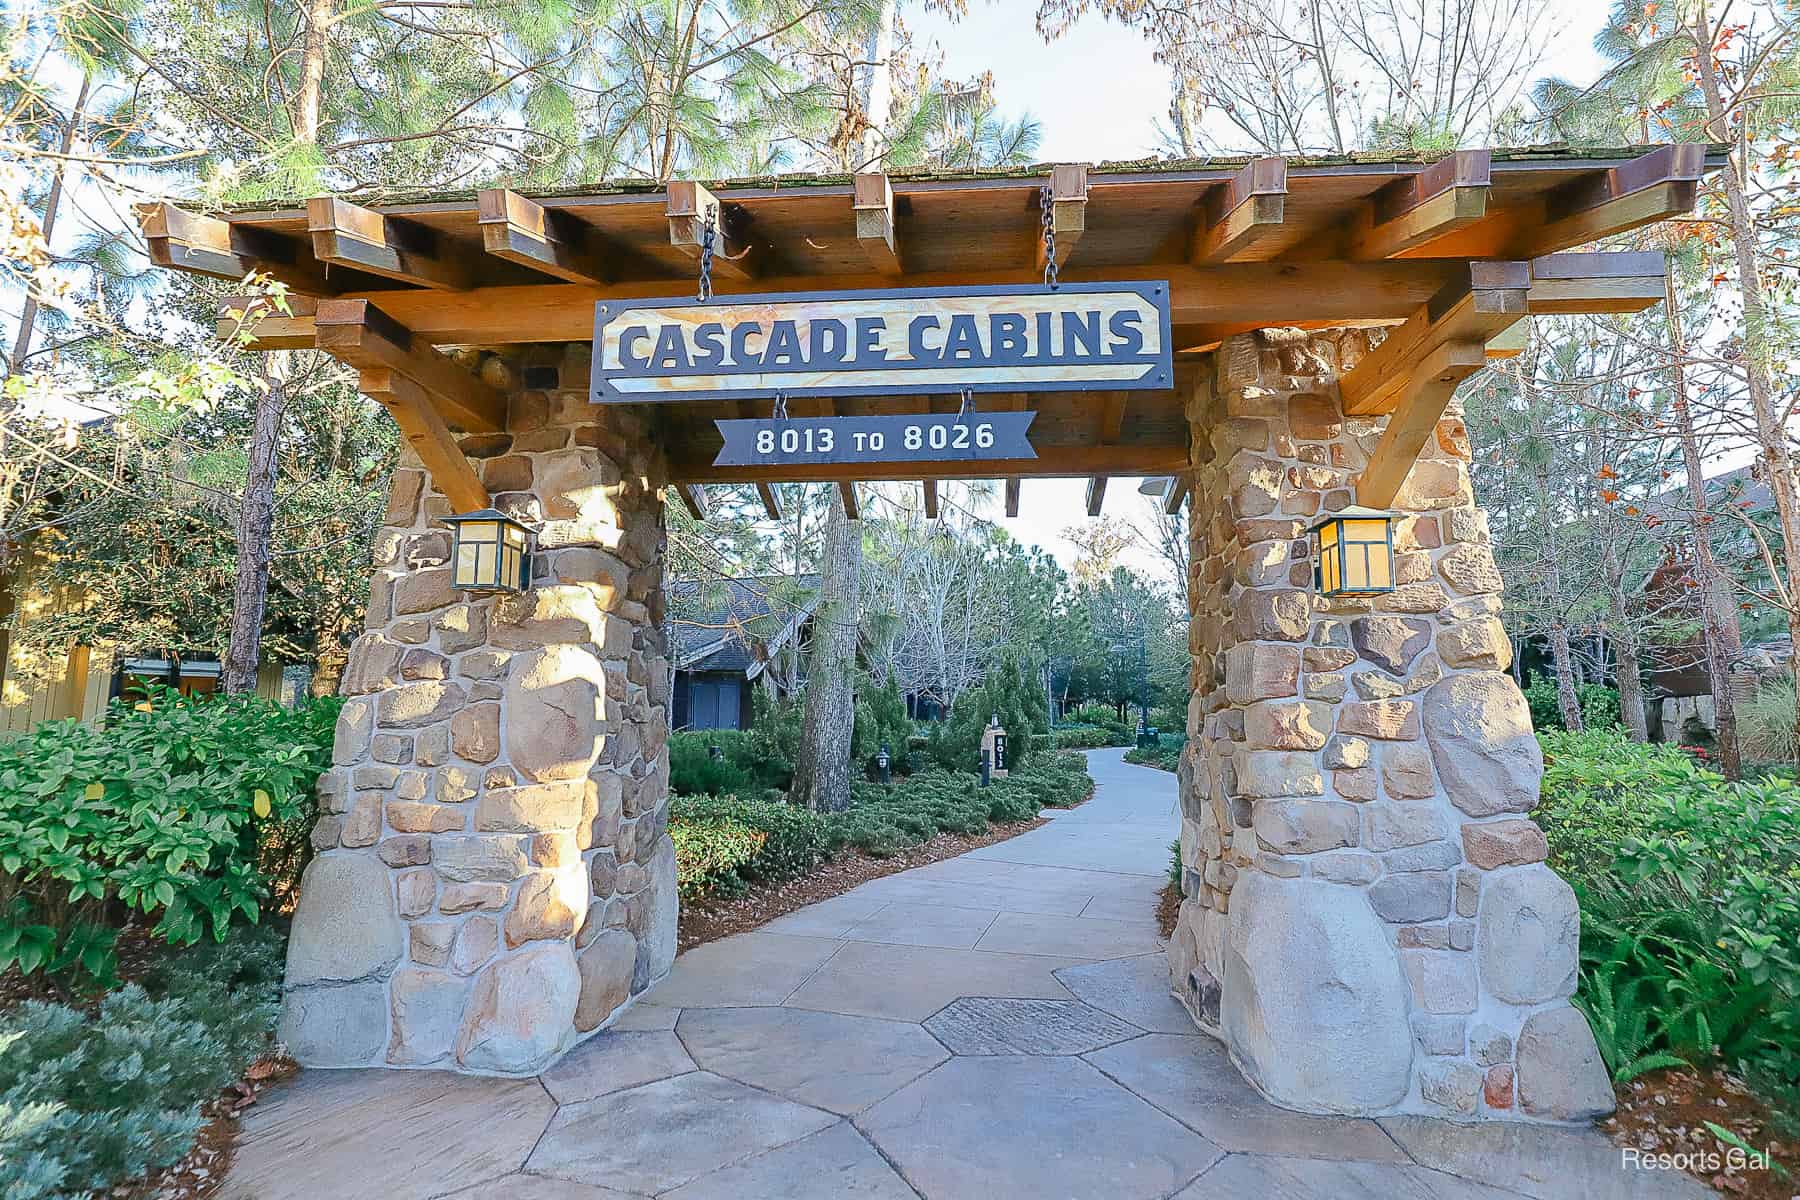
1052, 723, 1131, 749
668, 793, 836, 902
853, 675, 913, 778
1739, 679, 1800, 765
1168, 840, 1182, 886
668, 818, 767, 901
928, 657, 1049, 771
0, 688, 337, 984
1523, 676, 1622, 732
1540, 729, 1800, 1090
669, 725, 795, 799
0, 923, 284, 1199
1124, 734, 1185, 772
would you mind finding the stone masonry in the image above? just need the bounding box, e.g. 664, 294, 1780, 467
1166, 328, 1615, 1122
280, 345, 677, 1075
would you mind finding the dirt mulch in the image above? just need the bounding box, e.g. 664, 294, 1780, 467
1156, 882, 1181, 939
0, 924, 166, 1017
1602, 1067, 1797, 1198
120, 1055, 297, 1200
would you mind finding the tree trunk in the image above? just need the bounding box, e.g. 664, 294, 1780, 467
293, 0, 334, 143
1665, 268, 1743, 776
6, 74, 89, 377
791, 489, 862, 813
1548, 622, 1584, 732
224, 358, 288, 693
858, 0, 898, 168
1692, 3, 1800, 758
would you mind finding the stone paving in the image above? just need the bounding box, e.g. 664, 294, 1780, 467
220, 750, 1710, 1200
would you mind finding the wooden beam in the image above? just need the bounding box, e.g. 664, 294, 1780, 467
922, 479, 939, 520
754, 482, 783, 520
1191, 157, 1287, 263
1038, 164, 1089, 272
219, 259, 1478, 349
1527, 250, 1666, 314
1349, 150, 1491, 260
1004, 478, 1021, 518
219, 294, 319, 349
1356, 340, 1488, 508
1339, 261, 1529, 417
137, 203, 334, 294
307, 197, 471, 290
678, 484, 710, 520
1163, 475, 1189, 514
852, 173, 902, 275
357, 369, 489, 513
1085, 476, 1108, 516
838, 482, 861, 519
313, 299, 505, 432
1527, 144, 1705, 257
477, 189, 609, 284
675, 442, 1188, 485
667, 181, 754, 281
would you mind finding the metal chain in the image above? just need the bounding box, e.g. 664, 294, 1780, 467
1040, 184, 1058, 291
698, 215, 716, 303
958, 387, 974, 418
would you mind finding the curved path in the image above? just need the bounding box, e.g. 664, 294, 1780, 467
221, 750, 1705, 1200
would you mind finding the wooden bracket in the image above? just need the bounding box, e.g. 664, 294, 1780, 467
1191, 157, 1287, 263
1004, 478, 1021, 518
357, 368, 490, 513
477, 189, 610, 284
853, 173, 902, 275
307, 197, 471, 290
922, 479, 940, 520
1038, 164, 1089, 272
1085, 476, 1108, 516
314, 298, 505, 432
838, 481, 861, 519
678, 484, 710, 520
138, 203, 334, 294
1339, 261, 1529, 416
667, 181, 754, 280
754, 482, 783, 520
1356, 340, 1488, 508
1350, 150, 1491, 259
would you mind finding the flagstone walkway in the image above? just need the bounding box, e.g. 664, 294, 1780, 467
220, 750, 1708, 1200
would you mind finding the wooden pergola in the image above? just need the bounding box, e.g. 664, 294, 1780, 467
137, 145, 1718, 521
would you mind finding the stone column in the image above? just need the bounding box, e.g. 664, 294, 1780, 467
1168, 328, 1614, 1122
280, 347, 676, 1075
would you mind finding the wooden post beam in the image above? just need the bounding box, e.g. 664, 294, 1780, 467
754, 482, 783, 520
1526, 144, 1705, 257
1339, 261, 1529, 417
1191, 157, 1287, 263
853, 173, 902, 275
1086, 476, 1108, 516
678, 484, 710, 520
1004, 478, 1021, 518
357, 369, 490, 514
137, 203, 334, 294
1526, 250, 1666, 314
838, 482, 861, 519
1350, 150, 1491, 259
667, 181, 754, 280
307, 197, 472, 290
673, 442, 1189, 484
313, 299, 505, 432
1163, 475, 1189, 515
1039, 164, 1089, 272
477, 189, 610, 284
922, 479, 939, 520
1356, 340, 1488, 508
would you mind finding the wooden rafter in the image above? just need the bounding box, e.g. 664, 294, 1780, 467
673, 443, 1187, 485
1191, 157, 1287, 263
754, 482, 783, 520
922, 479, 939, 519
853, 173, 902, 275
1163, 475, 1189, 514
1356, 340, 1488, 508
1339, 262, 1530, 417
1085, 476, 1108, 516
137, 203, 334, 294
1526, 250, 1666, 314
1348, 149, 1491, 260
667, 181, 754, 280
355, 369, 490, 514
1086, 392, 1128, 520
1005, 478, 1021, 518
1527, 144, 1705, 256
838, 482, 861, 519
307, 197, 471, 290
313, 299, 505, 432
678, 484, 710, 520
477, 189, 609, 284
1038, 164, 1089, 272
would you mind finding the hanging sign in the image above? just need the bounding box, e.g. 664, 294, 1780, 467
712, 411, 1036, 467
590, 282, 1172, 404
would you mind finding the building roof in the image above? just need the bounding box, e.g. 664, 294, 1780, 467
670, 575, 820, 677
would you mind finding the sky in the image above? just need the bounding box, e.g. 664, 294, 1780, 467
906, 0, 1615, 581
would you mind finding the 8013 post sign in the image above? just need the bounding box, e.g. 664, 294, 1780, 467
713, 411, 1037, 468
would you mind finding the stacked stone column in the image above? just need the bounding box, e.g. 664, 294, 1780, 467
280, 346, 676, 1075
1168, 328, 1614, 1122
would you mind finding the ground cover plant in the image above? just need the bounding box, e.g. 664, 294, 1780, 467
0, 688, 337, 988
1537, 729, 1799, 1111
1124, 733, 1183, 772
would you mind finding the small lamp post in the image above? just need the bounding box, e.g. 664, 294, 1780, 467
876, 742, 891, 785
1311, 507, 1396, 598
443, 509, 533, 593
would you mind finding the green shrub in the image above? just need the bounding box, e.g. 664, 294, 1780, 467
1523, 676, 1622, 732
668, 818, 766, 900
669, 793, 835, 900
668, 733, 757, 799
0, 923, 284, 1199
0, 688, 337, 985
927, 657, 1049, 772
1052, 723, 1131, 749
1540, 728, 1800, 1091
854, 675, 913, 778
1739, 679, 1800, 764
1124, 733, 1184, 772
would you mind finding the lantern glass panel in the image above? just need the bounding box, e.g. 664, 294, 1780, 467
1314, 513, 1393, 597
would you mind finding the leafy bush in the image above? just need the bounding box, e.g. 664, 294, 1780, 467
1124, 733, 1184, 772
668, 818, 766, 901
668, 732, 758, 800
854, 675, 914, 779
0, 923, 284, 1199
927, 658, 1050, 771
0, 688, 337, 984
1523, 676, 1622, 732
669, 793, 835, 900
1052, 723, 1131, 749
1540, 728, 1800, 1091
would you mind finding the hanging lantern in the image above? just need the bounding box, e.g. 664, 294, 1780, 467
443, 509, 533, 593
1311, 507, 1395, 597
